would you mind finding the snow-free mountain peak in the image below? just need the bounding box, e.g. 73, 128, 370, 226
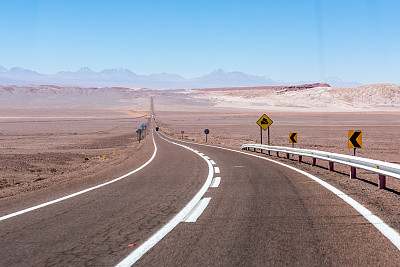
76, 67, 95, 73
8, 67, 40, 75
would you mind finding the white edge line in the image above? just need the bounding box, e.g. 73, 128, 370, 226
182, 197, 202, 222
210, 177, 221, 188
0, 130, 158, 222
183, 197, 212, 222
115, 132, 214, 267
160, 133, 400, 251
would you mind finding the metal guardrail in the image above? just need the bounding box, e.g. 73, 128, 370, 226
240, 144, 400, 188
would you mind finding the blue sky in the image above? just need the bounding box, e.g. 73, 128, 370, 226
1, 0, 399, 84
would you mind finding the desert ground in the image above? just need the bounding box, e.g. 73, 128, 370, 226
1, 83, 400, 231
0, 108, 151, 204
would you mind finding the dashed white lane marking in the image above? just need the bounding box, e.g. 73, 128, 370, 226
210, 160, 216, 165
116, 132, 214, 267
198, 152, 204, 156
0, 131, 159, 222
204, 156, 210, 159
214, 167, 220, 173
210, 177, 221, 188
183, 198, 212, 222
168, 136, 400, 251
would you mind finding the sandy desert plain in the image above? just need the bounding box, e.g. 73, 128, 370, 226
1, 83, 400, 232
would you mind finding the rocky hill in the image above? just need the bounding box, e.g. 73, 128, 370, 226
184, 83, 400, 111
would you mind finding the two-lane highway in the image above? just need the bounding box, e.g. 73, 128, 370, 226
134, 132, 400, 266
2, 126, 400, 266
0, 128, 209, 266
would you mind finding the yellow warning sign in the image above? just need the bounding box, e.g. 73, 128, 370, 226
256, 114, 273, 131
348, 130, 362, 148
289, 132, 297, 143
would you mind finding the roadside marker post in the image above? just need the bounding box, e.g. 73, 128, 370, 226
289, 132, 297, 157
140, 123, 147, 140
181, 130, 184, 139
349, 130, 362, 155
256, 114, 273, 156
268, 128, 270, 155
136, 129, 142, 143
349, 130, 362, 179
289, 132, 297, 147
204, 129, 210, 143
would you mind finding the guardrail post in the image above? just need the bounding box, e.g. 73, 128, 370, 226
350, 167, 356, 179
298, 155, 302, 162
378, 175, 386, 189
312, 158, 316, 166
329, 161, 334, 171
286, 153, 290, 159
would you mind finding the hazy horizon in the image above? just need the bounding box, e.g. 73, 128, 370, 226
1, 0, 399, 84
0, 65, 368, 89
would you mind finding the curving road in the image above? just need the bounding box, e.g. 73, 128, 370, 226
1, 125, 400, 266
0, 128, 207, 266
134, 133, 400, 266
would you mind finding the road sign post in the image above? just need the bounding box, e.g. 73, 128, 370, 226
289, 132, 297, 157
140, 123, 147, 139
268, 128, 270, 155
349, 130, 362, 155
204, 129, 210, 143
181, 130, 184, 139
136, 129, 142, 143
256, 114, 273, 156
289, 132, 297, 149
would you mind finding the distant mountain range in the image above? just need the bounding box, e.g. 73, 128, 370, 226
0, 65, 364, 89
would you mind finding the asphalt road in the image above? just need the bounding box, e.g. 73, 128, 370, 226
1, 128, 400, 266
0, 129, 207, 266
136, 133, 400, 266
